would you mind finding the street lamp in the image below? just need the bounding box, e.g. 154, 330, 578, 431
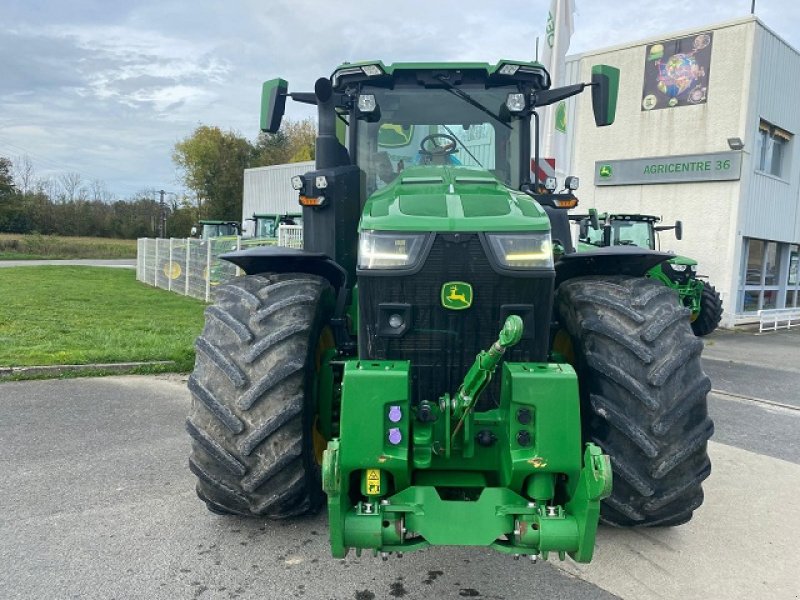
727, 137, 745, 151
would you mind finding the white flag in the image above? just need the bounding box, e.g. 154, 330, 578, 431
537, 0, 576, 181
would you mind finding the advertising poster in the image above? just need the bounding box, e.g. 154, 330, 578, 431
641, 32, 712, 111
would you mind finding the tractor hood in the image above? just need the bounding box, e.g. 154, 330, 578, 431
360, 166, 550, 232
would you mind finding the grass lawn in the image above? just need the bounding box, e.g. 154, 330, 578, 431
0, 266, 206, 371
0, 233, 137, 260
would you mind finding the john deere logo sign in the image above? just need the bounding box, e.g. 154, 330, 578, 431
441, 282, 473, 310
599, 164, 613, 178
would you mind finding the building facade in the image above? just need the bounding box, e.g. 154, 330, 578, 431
563, 16, 800, 326
241, 161, 313, 237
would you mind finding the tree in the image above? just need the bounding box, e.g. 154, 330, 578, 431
172, 125, 253, 220
253, 118, 316, 166
0, 157, 27, 232
13, 155, 34, 194
59, 172, 84, 203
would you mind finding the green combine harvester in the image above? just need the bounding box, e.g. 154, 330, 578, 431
572, 211, 723, 336
186, 59, 713, 563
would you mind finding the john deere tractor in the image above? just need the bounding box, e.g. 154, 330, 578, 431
191, 220, 243, 240
572, 211, 723, 336
186, 60, 713, 563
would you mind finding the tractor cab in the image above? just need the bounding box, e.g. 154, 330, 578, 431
572, 211, 682, 251
247, 213, 302, 239
192, 220, 242, 240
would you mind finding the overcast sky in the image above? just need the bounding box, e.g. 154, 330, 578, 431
1, 1, 798, 199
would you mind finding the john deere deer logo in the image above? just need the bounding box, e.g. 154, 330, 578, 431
441, 282, 473, 310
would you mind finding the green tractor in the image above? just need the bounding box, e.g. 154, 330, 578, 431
186, 59, 713, 563
191, 220, 243, 240
245, 213, 302, 245
185, 220, 244, 286
573, 211, 723, 336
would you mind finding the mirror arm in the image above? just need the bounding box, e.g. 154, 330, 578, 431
289, 92, 317, 105
533, 83, 588, 108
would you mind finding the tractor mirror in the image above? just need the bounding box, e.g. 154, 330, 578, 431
190, 226, 197, 237
579, 220, 589, 240
589, 208, 600, 230
675, 220, 683, 240
591, 65, 620, 127
260, 78, 288, 133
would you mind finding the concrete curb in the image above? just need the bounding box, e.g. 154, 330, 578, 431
0, 361, 177, 379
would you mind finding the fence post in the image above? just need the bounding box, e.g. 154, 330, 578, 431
205, 240, 212, 302
154, 238, 159, 287
185, 238, 191, 296
138, 239, 143, 282
236, 236, 242, 277
168, 238, 173, 292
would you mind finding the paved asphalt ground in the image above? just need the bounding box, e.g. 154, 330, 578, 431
0, 259, 135, 268
1, 328, 798, 600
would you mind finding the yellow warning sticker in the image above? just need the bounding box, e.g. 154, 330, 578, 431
366, 469, 381, 495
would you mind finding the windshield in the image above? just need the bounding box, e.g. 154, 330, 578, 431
585, 220, 655, 249
355, 84, 525, 195
202, 223, 238, 239
255, 218, 276, 238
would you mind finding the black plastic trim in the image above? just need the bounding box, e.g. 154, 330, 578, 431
555, 246, 672, 286
221, 246, 347, 289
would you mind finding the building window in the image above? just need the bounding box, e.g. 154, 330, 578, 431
739, 238, 800, 312
756, 119, 792, 178
787, 245, 800, 308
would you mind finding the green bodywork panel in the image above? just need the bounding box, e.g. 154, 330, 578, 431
361, 165, 550, 232
333, 59, 546, 79
647, 260, 703, 315
321, 325, 611, 562
591, 65, 619, 126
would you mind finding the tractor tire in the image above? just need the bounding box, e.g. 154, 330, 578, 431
187, 273, 332, 518
691, 282, 723, 337
556, 276, 713, 527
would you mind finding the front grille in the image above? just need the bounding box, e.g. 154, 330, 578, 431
359, 234, 553, 408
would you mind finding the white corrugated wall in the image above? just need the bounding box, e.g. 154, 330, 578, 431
242, 161, 314, 235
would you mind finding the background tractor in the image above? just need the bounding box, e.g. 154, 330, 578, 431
572, 211, 723, 336
191, 219, 243, 240
186, 59, 713, 562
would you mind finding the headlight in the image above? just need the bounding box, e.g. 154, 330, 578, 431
485, 232, 553, 269
670, 263, 687, 272
357, 94, 377, 113
690, 264, 697, 272
506, 93, 526, 113
358, 231, 427, 269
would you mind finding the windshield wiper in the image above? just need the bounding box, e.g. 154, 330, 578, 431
434, 74, 511, 130
441, 124, 485, 170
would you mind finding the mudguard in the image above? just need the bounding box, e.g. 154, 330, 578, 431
221, 245, 347, 290
555, 246, 672, 286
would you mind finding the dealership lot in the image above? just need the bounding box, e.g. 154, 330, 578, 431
1, 329, 797, 600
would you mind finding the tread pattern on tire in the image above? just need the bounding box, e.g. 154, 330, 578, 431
556, 275, 714, 527
187, 273, 329, 519
691, 281, 723, 337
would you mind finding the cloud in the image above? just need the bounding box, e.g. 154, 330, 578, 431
1, 0, 799, 198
